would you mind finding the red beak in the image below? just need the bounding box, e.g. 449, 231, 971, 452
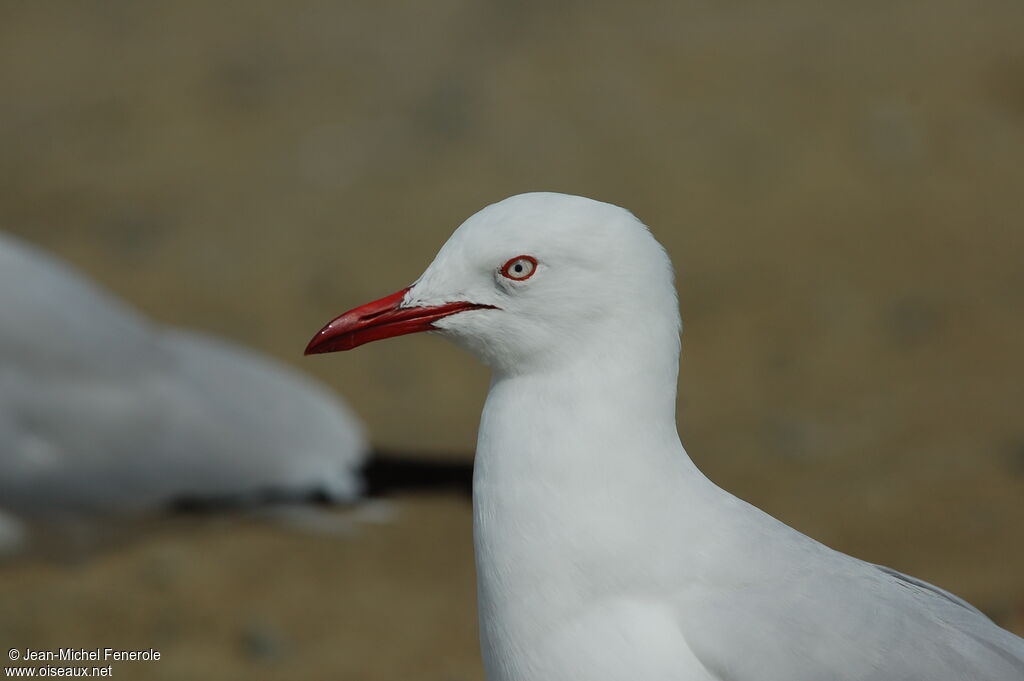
304, 287, 496, 355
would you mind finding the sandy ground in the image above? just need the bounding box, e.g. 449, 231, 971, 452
1, 1, 1022, 679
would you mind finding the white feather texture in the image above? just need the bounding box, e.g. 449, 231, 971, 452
404, 193, 1024, 681
0, 232, 367, 517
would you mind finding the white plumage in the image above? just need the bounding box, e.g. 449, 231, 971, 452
0, 232, 367, 527
311, 193, 1024, 680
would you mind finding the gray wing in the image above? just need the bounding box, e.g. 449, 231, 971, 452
871, 563, 987, 617
680, 500, 1024, 681
868, 562, 1024, 678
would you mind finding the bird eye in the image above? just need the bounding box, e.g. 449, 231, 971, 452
500, 255, 537, 281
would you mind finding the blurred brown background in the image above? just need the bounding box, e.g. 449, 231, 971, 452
1, 1, 1022, 679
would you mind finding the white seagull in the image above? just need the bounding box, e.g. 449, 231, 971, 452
306, 193, 1024, 681
0, 232, 367, 523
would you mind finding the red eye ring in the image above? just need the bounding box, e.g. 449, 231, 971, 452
500, 255, 538, 281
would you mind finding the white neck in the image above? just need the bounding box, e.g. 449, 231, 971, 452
471, 330, 715, 674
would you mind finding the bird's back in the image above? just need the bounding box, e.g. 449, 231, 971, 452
675, 491, 1024, 681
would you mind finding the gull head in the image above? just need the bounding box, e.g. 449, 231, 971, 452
306, 192, 680, 375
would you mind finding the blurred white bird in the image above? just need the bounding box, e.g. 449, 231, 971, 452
307, 193, 1024, 681
0, 232, 367, 531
